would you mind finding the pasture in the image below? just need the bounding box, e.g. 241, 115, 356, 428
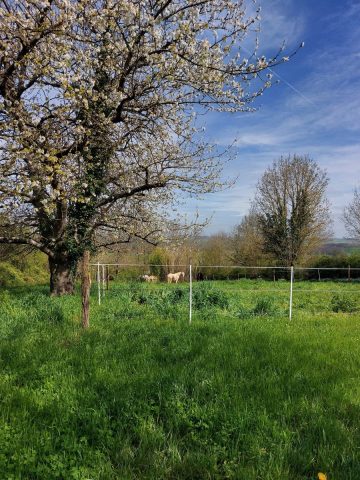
1, 279, 360, 479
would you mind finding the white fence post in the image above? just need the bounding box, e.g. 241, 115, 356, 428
97, 262, 101, 305
289, 265, 294, 321
189, 264, 192, 324
102, 264, 106, 297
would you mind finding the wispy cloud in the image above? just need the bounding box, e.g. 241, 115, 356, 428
258, 0, 305, 51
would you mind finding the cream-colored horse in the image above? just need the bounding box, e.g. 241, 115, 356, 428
167, 272, 185, 283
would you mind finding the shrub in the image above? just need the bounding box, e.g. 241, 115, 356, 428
193, 284, 229, 309
252, 296, 277, 316
148, 248, 170, 281
168, 287, 187, 303
331, 294, 357, 313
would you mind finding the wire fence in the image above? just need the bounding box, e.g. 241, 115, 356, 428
89, 263, 360, 322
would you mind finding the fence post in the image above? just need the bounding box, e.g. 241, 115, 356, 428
289, 265, 294, 321
81, 250, 90, 328
189, 264, 192, 324
97, 262, 101, 305
102, 264, 106, 297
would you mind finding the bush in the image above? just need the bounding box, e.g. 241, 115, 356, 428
331, 294, 357, 313
252, 296, 277, 316
193, 284, 229, 309
304, 253, 360, 280
168, 287, 187, 303
235, 296, 277, 319
148, 248, 170, 281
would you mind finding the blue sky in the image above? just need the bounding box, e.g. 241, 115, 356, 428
192, 0, 360, 237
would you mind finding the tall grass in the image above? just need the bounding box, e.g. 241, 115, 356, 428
0, 282, 360, 479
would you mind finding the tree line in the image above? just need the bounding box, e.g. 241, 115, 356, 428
127, 154, 360, 274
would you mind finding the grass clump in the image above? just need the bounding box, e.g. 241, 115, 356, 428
252, 296, 277, 316
193, 283, 229, 309
330, 294, 358, 313
236, 296, 278, 319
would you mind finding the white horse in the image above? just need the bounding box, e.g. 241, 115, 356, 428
140, 274, 158, 283
167, 272, 185, 284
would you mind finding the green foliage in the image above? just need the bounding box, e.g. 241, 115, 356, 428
193, 283, 229, 309
236, 296, 278, 318
0, 262, 27, 286
331, 294, 358, 313
305, 253, 360, 280
148, 248, 169, 281
252, 296, 277, 316
0, 252, 48, 287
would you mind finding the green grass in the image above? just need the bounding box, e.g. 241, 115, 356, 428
0, 252, 48, 288
0, 280, 360, 479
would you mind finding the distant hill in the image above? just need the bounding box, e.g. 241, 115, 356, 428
319, 239, 360, 255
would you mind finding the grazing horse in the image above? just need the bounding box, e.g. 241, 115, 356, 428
167, 272, 185, 284
140, 274, 158, 283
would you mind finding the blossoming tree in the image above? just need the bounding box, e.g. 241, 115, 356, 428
0, 0, 300, 294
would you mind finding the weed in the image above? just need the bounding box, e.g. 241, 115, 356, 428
193, 283, 229, 309
252, 296, 277, 317
330, 294, 358, 313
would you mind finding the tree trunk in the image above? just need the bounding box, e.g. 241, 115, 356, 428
49, 256, 76, 296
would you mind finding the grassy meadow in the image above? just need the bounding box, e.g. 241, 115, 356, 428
0, 279, 360, 479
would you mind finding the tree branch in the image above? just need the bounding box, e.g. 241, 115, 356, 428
95, 181, 167, 208
0, 236, 54, 257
